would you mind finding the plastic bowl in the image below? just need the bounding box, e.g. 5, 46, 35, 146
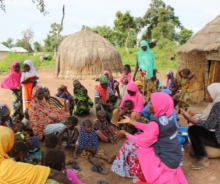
178, 135, 186, 144
178, 127, 188, 141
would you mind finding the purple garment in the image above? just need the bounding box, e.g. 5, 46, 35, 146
55, 92, 72, 102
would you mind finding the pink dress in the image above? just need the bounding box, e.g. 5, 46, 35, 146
66, 169, 85, 184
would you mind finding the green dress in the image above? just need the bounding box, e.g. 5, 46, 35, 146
179, 78, 190, 108
73, 86, 93, 116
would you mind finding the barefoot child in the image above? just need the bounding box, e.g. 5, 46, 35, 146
45, 149, 85, 184
178, 68, 195, 111
94, 110, 115, 143
120, 64, 132, 97
58, 116, 79, 158
79, 119, 115, 175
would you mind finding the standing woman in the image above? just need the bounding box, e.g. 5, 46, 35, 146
1, 61, 23, 121
21, 60, 39, 112
133, 40, 156, 83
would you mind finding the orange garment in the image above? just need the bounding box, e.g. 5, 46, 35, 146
0, 126, 50, 184
95, 85, 108, 103
28, 86, 69, 140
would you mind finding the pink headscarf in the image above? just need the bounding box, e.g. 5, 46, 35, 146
120, 82, 144, 112
1, 61, 21, 90
151, 92, 173, 117
103, 70, 111, 76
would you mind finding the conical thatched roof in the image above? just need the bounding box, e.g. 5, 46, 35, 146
56, 30, 123, 79
176, 15, 220, 53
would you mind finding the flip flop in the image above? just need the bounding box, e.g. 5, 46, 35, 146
91, 157, 101, 166
108, 155, 116, 164
91, 166, 108, 175
191, 162, 210, 170
97, 181, 109, 184
72, 163, 81, 171
66, 160, 78, 165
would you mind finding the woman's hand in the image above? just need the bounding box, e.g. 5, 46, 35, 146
180, 108, 191, 119
118, 116, 135, 125
114, 130, 127, 140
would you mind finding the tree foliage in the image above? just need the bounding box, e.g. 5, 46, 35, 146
178, 28, 193, 44
2, 38, 14, 48
43, 23, 66, 52
33, 41, 42, 52
15, 39, 33, 52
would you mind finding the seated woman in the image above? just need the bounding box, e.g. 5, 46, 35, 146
94, 75, 115, 119
181, 83, 220, 170
44, 87, 70, 112
28, 86, 70, 140
0, 104, 12, 127
73, 80, 93, 116
0, 126, 72, 184
111, 82, 144, 132
112, 92, 188, 184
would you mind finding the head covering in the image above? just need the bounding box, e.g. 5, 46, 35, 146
103, 70, 110, 76
99, 75, 108, 84
78, 119, 99, 151
0, 104, 10, 122
1, 61, 22, 90
161, 89, 172, 95
138, 40, 156, 79
120, 82, 144, 112
194, 83, 220, 120
151, 92, 174, 117
166, 71, 174, 90
135, 80, 143, 86
23, 60, 37, 76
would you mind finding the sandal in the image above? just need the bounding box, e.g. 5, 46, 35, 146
191, 162, 210, 170
66, 160, 78, 165
91, 157, 101, 166
91, 166, 108, 175
97, 181, 109, 184
72, 163, 81, 171
108, 155, 116, 164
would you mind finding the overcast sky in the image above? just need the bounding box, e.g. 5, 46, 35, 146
0, 0, 220, 44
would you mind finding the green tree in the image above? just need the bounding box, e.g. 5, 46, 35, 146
141, 0, 181, 44
33, 41, 42, 52
15, 39, 33, 52
114, 11, 137, 52
43, 23, 66, 52
178, 28, 193, 44
2, 38, 14, 48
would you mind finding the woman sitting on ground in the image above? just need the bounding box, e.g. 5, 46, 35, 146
181, 83, 220, 170
44, 87, 70, 112
28, 86, 70, 140
73, 80, 93, 116
112, 92, 188, 184
0, 126, 72, 184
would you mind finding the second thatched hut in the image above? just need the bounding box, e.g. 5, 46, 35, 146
176, 15, 220, 103
55, 30, 123, 79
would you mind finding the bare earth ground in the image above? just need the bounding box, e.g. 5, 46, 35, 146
0, 68, 220, 184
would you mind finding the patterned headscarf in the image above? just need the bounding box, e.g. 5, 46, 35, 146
0, 104, 10, 122
99, 75, 108, 84
78, 118, 99, 151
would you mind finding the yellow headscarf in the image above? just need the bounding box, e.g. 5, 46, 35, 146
0, 126, 50, 184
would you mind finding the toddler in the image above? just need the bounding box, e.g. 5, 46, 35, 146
59, 116, 79, 158
9, 141, 30, 162
94, 110, 115, 143
120, 64, 132, 97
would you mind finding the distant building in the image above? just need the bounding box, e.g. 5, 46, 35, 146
10, 47, 28, 53
0, 44, 11, 60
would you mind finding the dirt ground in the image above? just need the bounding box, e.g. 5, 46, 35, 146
0, 68, 220, 184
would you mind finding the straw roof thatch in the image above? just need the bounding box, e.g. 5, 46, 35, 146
56, 30, 123, 79
176, 15, 220, 53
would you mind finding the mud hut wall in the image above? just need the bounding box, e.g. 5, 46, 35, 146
176, 51, 206, 103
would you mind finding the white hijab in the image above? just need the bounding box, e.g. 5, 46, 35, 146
193, 83, 220, 120
23, 60, 38, 76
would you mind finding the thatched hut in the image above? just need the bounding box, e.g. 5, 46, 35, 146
55, 30, 123, 79
176, 15, 220, 103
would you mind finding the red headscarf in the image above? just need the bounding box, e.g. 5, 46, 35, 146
1, 61, 21, 89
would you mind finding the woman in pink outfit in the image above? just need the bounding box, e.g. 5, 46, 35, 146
112, 92, 188, 184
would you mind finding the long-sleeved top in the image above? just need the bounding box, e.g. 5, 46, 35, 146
198, 102, 220, 144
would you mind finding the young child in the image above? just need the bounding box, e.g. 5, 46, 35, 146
9, 141, 30, 162
178, 68, 195, 111
135, 80, 143, 93
58, 116, 79, 158
45, 149, 85, 184
107, 95, 121, 109
79, 119, 115, 175
41, 134, 59, 165
94, 110, 115, 143
120, 64, 132, 97
108, 74, 121, 99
